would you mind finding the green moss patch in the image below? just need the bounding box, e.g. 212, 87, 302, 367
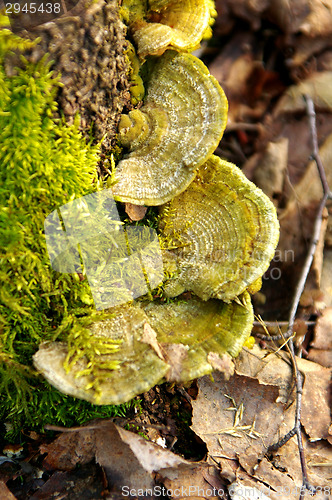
0, 25, 129, 438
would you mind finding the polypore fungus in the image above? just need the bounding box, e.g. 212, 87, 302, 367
112, 50, 228, 205
33, 294, 253, 404
144, 292, 253, 382
129, 0, 217, 58
159, 155, 280, 302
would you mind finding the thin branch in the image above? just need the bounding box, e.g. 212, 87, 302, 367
303, 95, 332, 197
267, 95, 331, 499
254, 321, 315, 341
253, 321, 315, 327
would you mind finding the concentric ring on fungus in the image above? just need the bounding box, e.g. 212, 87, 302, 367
159, 155, 280, 302
112, 50, 228, 206
131, 0, 217, 58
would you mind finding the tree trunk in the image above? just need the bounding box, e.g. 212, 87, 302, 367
6, 0, 131, 148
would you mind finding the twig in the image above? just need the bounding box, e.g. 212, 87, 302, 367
267, 95, 331, 499
254, 321, 315, 341
253, 321, 315, 327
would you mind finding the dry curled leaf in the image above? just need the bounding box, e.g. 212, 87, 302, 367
125, 202, 147, 221
141, 322, 165, 360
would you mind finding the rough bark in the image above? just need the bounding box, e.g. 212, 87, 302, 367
6, 0, 131, 148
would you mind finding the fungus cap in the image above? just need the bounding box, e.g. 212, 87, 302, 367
33, 294, 253, 404
112, 51, 228, 206
132, 0, 216, 58
159, 155, 280, 302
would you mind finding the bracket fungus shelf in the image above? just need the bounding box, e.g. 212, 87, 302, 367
128, 0, 217, 59
112, 50, 228, 206
28, 0, 280, 411
33, 295, 253, 405
159, 155, 280, 302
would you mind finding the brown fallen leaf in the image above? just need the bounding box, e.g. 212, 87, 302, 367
216, 0, 311, 34
0, 482, 16, 500
274, 72, 332, 115
95, 423, 155, 491
298, 0, 332, 38
235, 344, 293, 403
191, 371, 284, 469
41, 420, 195, 495
207, 352, 234, 380
243, 138, 288, 203
288, 133, 332, 208
125, 202, 147, 221
308, 307, 332, 366
141, 322, 165, 360
191, 345, 332, 494
266, 0, 310, 34
236, 346, 331, 442
320, 249, 332, 309
28, 465, 103, 500
307, 348, 332, 368
289, 34, 331, 69
297, 358, 331, 442
40, 429, 95, 471
315, 307, 332, 348
157, 463, 225, 499
161, 343, 189, 383
258, 199, 327, 319
216, 0, 269, 31
270, 403, 332, 487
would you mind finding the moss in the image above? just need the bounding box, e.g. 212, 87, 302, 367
124, 41, 145, 105
0, 26, 130, 437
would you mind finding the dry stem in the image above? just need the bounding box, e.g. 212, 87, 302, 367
266, 95, 331, 499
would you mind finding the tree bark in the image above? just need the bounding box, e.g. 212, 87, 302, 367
6, 0, 131, 148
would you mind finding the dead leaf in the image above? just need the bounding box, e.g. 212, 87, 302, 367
266, 0, 310, 34
289, 133, 332, 208
191, 371, 284, 468
157, 463, 225, 499
141, 322, 165, 360
28, 466, 103, 499
289, 34, 331, 68
245, 138, 288, 202
310, 307, 332, 350
235, 345, 293, 403
125, 202, 147, 221
272, 404, 332, 486
297, 358, 331, 441
41, 420, 196, 494
191, 345, 332, 495
115, 424, 188, 472
307, 348, 332, 368
161, 343, 189, 383
0, 482, 16, 500
258, 200, 327, 319
40, 429, 95, 471
274, 72, 332, 115
320, 249, 332, 309
95, 423, 155, 491
237, 346, 331, 442
207, 352, 234, 380
299, 0, 332, 38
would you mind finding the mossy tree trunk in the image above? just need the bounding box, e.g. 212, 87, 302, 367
7, 0, 131, 148
0, 0, 132, 435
